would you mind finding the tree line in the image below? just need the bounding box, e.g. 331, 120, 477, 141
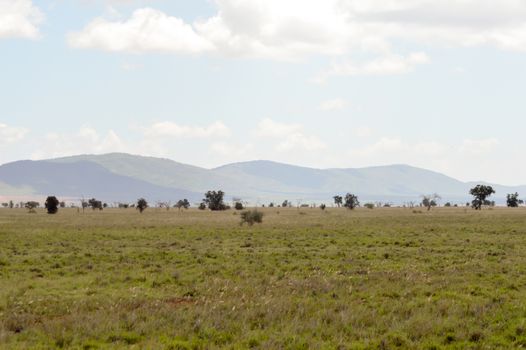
1, 184, 523, 215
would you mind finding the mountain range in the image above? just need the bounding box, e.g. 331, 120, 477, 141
0, 153, 524, 205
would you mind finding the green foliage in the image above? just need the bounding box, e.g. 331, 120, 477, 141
136, 198, 148, 213
240, 210, 264, 226
44, 196, 59, 214
507, 193, 523, 208
88, 198, 103, 211
470, 185, 495, 210
234, 202, 244, 210
344, 193, 359, 210
204, 190, 227, 211
175, 199, 191, 210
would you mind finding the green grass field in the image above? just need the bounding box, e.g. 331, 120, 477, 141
1, 207, 526, 349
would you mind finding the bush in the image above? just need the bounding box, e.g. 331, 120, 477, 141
240, 210, 264, 226
45, 196, 59, 214
364, 203, 375, 209
234, 202, 244, 210
198, 203, 206, 210
320, 204, 326, 210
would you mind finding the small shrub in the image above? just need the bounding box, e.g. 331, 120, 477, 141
364, 203, 375, 209
240, 210, 264, 226
198, 203, 206, 210
234, 202, 244, 210
320, 204, 326, 210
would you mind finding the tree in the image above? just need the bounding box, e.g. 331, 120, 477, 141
320, 204, 327, 210
470, 185, 495, 210
137, 198, 148, 213
25, 201, 40, 213
59, 201, 66, 208
8, 200, 13, 209
421, 193, 441, 211
507, 193, 523, 208
198, 202, 207, 210
175, 199, 190, 210
204, 190, 227, 211
344, 193, 359, 210
282, 200, 291, 208
234, 202, 244, 210
333, 195, 343, 207
88, 198, 103, 210
45, 196, 60, 214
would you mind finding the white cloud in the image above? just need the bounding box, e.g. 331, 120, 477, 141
0, 0, 44, 39
319, 98, 347, 111
314, 52, 430, 82
0, 123, 28, 144
68, 7, 214, 54
256, 118, 326, 152
143, 121, 231, 138
68, 0, 526, 61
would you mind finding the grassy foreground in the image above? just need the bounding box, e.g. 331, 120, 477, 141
1, 207, 526, 349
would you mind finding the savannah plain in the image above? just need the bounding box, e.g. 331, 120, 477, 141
1, 207, 526, 349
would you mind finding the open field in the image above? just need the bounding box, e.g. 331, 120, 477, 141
1, 207, 526, 349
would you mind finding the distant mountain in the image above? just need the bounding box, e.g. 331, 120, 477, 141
0, 159, 201, 203
0, 153, 524, 205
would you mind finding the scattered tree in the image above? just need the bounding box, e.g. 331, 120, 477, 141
320, 204, 326, 210
344, 193, 360, 210
444, 202, 452, 207
25, 201, 40, 213
234, 202, 244, 210
507, 193, 523, 208
88, 198, 103, 210
240, 210, 264, 226
45, 196, 60, 214
137, 198, 148, 213
204, 190, 227, 211
421, 193, 441, 211
268, 202, 275, 208
175, 199, 191, 210
8, 200, 13, 209
282, 200, 291, 208
470, 185, 495, 210
364, 203, 375, 209
198, 202, 207, 210
333, 195, 343, 207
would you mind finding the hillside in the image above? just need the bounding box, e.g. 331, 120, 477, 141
0, 153, 523, 204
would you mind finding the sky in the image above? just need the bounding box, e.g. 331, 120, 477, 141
1, 0, 525, 185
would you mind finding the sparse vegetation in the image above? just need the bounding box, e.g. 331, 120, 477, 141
2, 206, 526, 348
239, 209, 264, 226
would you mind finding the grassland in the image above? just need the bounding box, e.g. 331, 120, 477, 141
1, 207, 526, 349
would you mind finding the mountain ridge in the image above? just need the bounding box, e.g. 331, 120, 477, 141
0, 153, 523, 204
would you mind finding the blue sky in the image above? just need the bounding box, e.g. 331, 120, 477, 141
1, 0, 525, 185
